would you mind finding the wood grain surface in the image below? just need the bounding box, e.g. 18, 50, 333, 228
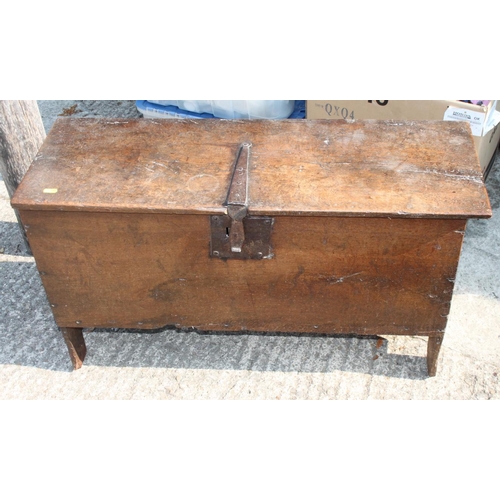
0, 100, 46, 198
20, 210, 465, 336
12, 118, 491, 219
1, 100, 46, 252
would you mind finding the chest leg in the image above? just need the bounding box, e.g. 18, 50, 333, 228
427, 335, 444, 377
61, 327, 86, 370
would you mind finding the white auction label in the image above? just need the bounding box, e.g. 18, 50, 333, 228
443, 106, 485, 136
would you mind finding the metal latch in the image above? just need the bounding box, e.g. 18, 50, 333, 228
210, 143, 274, 260
225, 142, 251, 252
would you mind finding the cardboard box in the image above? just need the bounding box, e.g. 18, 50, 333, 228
306, 100, 500, 174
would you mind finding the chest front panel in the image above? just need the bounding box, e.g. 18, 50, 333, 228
21, 209, 465, 335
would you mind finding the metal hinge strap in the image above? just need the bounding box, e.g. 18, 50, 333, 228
224, 142, 251, 252
210, 142, 274, 260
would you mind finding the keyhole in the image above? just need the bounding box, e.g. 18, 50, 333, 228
225, 226, 230, 238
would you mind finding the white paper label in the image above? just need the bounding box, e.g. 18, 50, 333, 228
443, 106, 485, 136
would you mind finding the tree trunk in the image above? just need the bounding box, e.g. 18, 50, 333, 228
0, 100, 46, 254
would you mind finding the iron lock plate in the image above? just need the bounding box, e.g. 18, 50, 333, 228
210, 215, 274, 260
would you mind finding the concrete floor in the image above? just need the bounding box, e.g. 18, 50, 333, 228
1, 100, 499, 399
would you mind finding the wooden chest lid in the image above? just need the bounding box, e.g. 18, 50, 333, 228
11, 117, 492, 219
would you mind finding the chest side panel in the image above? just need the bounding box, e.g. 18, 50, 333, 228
21, 210, 465, 336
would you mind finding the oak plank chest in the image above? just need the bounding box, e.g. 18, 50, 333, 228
11, 118, 492, 375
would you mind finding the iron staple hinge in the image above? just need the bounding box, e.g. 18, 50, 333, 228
210, 142, 274, 260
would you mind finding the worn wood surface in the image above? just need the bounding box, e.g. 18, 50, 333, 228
0, 100, 45, 197
0, 100, 46, 252
12, 118, 491, 219
21, 210, 465, 338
